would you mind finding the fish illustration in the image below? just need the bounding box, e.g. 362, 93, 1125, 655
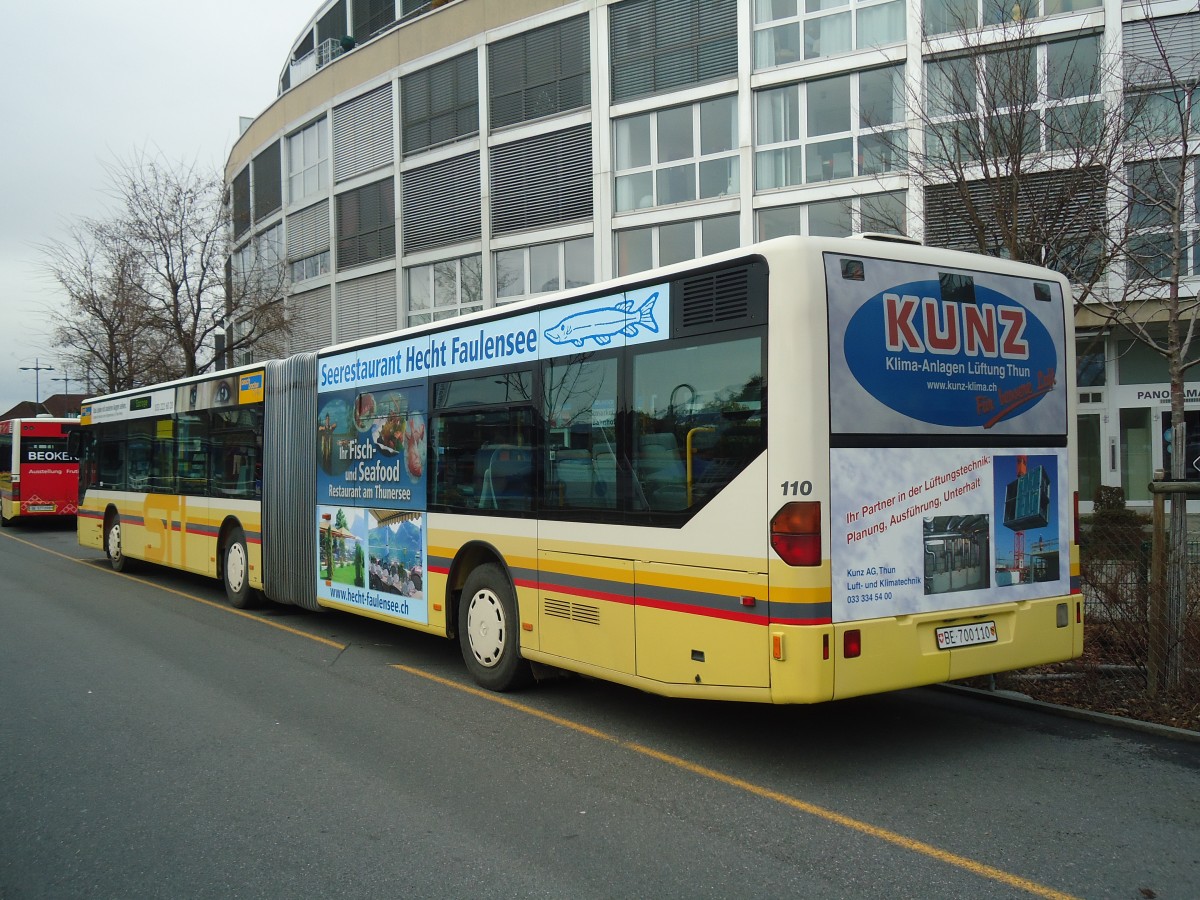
544, 292, 660, 347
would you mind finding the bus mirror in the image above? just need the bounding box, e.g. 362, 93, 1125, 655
66, 429, 81, 458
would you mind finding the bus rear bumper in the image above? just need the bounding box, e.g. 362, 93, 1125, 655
829, 595, 1083, 701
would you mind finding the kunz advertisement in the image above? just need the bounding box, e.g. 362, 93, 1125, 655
825, 253, 1070, 623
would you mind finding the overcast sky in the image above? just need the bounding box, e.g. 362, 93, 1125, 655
0, 1, 310, 414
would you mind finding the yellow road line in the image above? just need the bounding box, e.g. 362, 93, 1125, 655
392, 663, 1080, 900
2, 532, 346, 651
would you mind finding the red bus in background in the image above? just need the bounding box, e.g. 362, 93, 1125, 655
0, 417, 79, 526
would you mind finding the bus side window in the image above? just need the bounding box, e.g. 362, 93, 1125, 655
542, 355, 618, 512
431, 369, 535, 514
175, 414, 209, 496
98, 440, 124, 490
210, 408, 263, 499
630, 334, 764, 516
0, 433, 11, 475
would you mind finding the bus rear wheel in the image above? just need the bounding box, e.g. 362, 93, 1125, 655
106, 516, 134, 573
223, 527, 259, 609
458, 563, 532, 692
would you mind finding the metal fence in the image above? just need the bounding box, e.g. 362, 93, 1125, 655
975, 494, 1200, 730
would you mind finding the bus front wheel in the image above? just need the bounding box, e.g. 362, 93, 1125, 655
223, 527, 259, 609
106, 516, 134, 573
458, 563, 532, 692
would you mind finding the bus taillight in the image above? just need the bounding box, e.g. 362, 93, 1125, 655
844, 629, 862, 658
770, 501, 822, 566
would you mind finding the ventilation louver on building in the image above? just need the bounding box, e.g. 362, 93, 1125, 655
289, 286, 332, 353
490, 125, 593, 235
335, 271, 398, 344
333, 84, 394, 182
923, 167, 1106, 259
287, 201, 330, 260
402, 152, 482, 253
1124, 15, 1200, 85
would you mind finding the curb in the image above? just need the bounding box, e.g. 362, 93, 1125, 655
935, 683, 1200, 743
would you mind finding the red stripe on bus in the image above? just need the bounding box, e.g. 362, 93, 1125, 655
536, 580, 635, 606
633, 596, 764, 625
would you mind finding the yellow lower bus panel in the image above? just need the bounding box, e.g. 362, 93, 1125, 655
77, 492, 264, 591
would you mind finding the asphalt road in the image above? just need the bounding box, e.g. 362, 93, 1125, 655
1, 520, 1197, 900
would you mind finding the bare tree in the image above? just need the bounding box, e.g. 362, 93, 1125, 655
226, 230, 291, 365
106, 152, 288, 376
1090, 9, 1200, 692
890, 4, 1200, 691
893, 7, 1132, 305
42, 222, 167, 393
44, 152, 290, 385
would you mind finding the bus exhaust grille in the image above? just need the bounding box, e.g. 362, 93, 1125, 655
675, 261, 766, 336
572, 603, 600, 625
543, 597, 600, 625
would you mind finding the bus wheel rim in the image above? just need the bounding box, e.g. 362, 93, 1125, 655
109, 523, 121, 561
466, 590, 505, 668
227, 542, 246, 593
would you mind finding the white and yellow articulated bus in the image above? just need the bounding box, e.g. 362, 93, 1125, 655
74, 235, 1081, 702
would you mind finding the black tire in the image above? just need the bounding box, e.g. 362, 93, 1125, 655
223, 526, 259, 609
106, 515, 134, 573
458, 563, 533, 692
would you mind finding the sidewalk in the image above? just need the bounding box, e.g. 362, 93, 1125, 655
939, 683, 1200, 742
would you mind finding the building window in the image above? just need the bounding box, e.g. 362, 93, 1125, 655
926, 35, 1101, 163
924, 0, 1101, 36
288, 118, 329, 205
253, 141, 282, 222
754, 0, 905, 69
354, 0, 395, 40
755, 66, 904, 190
407, 254, 483, 326
232, 168, 251, 239
614, 214, 740, 276
614, 96, 739, 213
1076, 337, 1106, 387
402, 51, 478, 155
317, 0, 347, 46
1124, 157, 1200, 281
488, 15, 589, 130
495, 237, 594, 302
610, 0, 738, 104
292, 251, 331, 283
756, 190, 906, 239
1126, 88, 1200, 144
336, 179, 396, 270
231, 224, 284, 303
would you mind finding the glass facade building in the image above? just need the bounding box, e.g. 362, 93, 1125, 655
226, 0, 1200, 511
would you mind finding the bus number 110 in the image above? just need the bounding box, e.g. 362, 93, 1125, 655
781, 481, 812, 496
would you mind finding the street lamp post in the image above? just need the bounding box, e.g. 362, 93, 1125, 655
50, 373, 76, 416
19, 358, 55, 410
